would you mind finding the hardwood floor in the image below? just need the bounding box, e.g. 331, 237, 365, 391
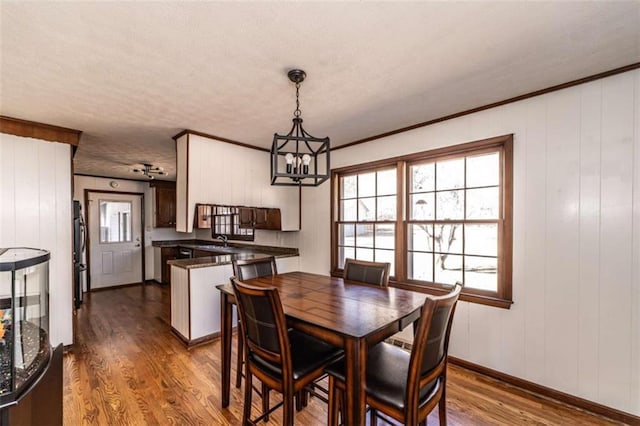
64, 284, 623, 425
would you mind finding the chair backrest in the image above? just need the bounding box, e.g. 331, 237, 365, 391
343, 258, 390, 286
406, 283, 462, 406
233, 256, 278, 281
230, 277, 291, 374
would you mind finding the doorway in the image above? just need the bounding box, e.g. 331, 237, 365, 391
85, 191, 145, 290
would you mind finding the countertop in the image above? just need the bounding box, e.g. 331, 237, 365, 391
155, 239, 298, 270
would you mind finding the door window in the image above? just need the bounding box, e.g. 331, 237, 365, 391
99, 200, 132, 243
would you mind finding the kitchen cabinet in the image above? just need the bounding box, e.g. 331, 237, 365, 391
195, 204, 212, 228
175, 132, 300, 232
239, 207, 282, 230
239, 207, 254, 228
152, 181, 176, 228
161, 247, 178, 284
193, 249, 215, 258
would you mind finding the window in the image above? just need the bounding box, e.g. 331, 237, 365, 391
332, 135, 513, 308
99, 200, 132, 243
336, 168, 397, 275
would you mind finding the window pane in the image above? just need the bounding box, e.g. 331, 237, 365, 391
358, 197, 376, 221
375, 224, 395, 249
377, 195, 396, 220
375, 249, 395, 276
99, 200, 132, 243
467, 152, 499, 187
411, 163, 435, 192
434, 254, 462, 285
341, 175, 357, 199
339, 246, 355, 268
377, 169, 396, 196
464, 256, 497, 291
466, 187, 499, 219
433, 224, 463, 254
355, 224, 374, 248
341, 199, 357, 221
410, 193, 434, 220
465, 224, 497, 256
409, 251, 433, 281
409, 224, 433, 252
436, 190, 464, 220
338, 224, 355, 247
356, 247, 374, 261
358, 172, 376, 197
436, 158, 464, 190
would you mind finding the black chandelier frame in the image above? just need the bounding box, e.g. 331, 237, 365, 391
271, 69, 330, 187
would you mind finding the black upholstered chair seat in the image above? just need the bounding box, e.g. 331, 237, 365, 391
325, 342, 440, 412
252, 330, 344, 381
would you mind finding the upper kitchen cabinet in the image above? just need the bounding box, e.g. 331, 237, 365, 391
150, 181, 176, 227
174, 132, 300, 232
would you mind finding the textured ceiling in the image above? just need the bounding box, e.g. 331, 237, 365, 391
1, 2, 639, 181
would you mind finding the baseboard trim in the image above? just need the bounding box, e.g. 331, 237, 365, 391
170, 327, 220, 349
89, 282, 142, 292
448, 356, 639, 425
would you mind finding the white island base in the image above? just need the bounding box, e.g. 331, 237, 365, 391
170, 256, 299, 347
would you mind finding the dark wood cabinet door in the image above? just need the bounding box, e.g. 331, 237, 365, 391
254, 208, 281, 230
161, 247, 178, 284
238, 207, 255, 229
193, 249, 215, 258
154, 182, 176, 228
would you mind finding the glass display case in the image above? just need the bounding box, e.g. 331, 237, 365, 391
0, 248, 50, 407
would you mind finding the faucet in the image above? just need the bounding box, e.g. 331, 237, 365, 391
216, 235, 228, 247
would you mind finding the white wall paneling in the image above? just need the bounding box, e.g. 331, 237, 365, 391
299, 70, 640, 415
597, 72, 635, 410
0, 134, 73, 346
631, 69, 640, 414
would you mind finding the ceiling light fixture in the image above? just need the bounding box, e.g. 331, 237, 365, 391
132, 163, 166, 180
271, 69, 330, 186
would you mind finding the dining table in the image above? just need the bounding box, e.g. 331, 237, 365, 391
216, 271, 428, 426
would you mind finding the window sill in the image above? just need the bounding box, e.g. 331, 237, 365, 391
330, 271, 513, 309
392, 281, 513, 309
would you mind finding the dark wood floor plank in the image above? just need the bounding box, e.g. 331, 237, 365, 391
63, 283, 624, 425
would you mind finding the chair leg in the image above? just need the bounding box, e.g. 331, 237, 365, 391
242, 369, 253, 426
438, 393, 447, 425
327, 376, 339, 426
370, 408, 378, 426
262, 382, 270, 422
295, 390, 303, 411
235, 322, 244, 388
283, 389, 295, 426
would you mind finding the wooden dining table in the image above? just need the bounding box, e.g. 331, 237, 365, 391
216, 271, 427, 426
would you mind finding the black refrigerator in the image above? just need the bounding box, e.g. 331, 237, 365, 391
73, 200, 86, 309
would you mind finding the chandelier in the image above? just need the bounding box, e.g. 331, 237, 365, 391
271, 69, 330, 186
132, 163, 166, 180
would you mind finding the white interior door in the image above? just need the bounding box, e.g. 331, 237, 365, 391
88, 193, 142, 289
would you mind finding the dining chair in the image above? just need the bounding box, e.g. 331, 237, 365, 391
343, 258, 390, 286
232, 256, 278, 389
326, 283, 462, 426
231, 277, 344, 426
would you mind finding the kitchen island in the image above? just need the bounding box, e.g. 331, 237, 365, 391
163, 241, 298, 347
